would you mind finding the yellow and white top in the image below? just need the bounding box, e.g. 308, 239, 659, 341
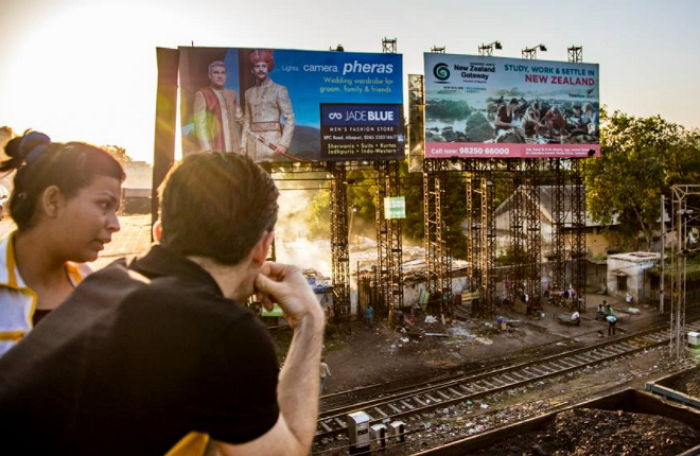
0, 232, 89, 357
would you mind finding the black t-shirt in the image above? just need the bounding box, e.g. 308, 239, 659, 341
0, 245, 280, 455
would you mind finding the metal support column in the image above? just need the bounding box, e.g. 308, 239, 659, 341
571, 159, 586, 310
375, 160, 403, 325
423, 159, 451, 316
552, 159, 566, 299
508, 160, 525, 303
479, 174, 496, 315
524, 159, 542, 310
329, 162, 350, 326
669, 185, 700, 360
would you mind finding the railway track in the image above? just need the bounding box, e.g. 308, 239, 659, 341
314, 319, 700, 442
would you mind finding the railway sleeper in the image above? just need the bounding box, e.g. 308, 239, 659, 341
437, 390, 452, 400
372, 406, 388, 418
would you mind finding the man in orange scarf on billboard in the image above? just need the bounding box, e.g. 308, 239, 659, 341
194, 61, 243, 153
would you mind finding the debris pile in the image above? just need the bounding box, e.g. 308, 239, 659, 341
470, 408, 699, 456
666, 367, 700, 398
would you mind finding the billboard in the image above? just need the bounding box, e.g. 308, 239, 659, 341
424, 53, 600, 158
179, 47, 404, 162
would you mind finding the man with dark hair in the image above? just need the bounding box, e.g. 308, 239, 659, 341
0, 153, 325, 456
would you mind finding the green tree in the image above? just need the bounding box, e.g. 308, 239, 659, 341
305, 163, 468, 259
584, 110, 700, 250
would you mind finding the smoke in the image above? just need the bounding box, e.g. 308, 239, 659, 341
275, 189, 332, 277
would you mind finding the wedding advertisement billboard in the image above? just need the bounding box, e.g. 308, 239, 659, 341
179, 47, 404, 162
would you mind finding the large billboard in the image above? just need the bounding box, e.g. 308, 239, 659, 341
179, 47, 404, 162
424, 53, 600, 158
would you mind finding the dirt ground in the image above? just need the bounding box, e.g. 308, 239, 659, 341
301, 294, 667, 395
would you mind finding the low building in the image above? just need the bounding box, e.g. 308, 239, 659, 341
606, 251, 660, 303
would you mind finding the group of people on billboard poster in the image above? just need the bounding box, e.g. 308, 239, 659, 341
193, 49, 296, 161
492, 97, 599, 144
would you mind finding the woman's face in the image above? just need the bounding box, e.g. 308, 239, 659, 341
54, 175, 122, 262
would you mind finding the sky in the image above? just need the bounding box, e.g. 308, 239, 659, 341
1, 0, 699, 163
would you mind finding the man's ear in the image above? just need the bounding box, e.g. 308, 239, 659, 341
152, 220, 163, 242
41, 185, 65, 218
251, 231, 274, 266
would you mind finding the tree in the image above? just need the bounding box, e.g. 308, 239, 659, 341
584, 110, 700, 250
304, 163, 468, 259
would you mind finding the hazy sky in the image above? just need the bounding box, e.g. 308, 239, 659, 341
1, 0, 698, 162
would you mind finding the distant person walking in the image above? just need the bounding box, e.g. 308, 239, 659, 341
606, 304, 617, 336
320, 358, 331, 394
364, 304, 375, 329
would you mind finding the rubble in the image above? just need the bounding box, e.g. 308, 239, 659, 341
469, 408, 700, 456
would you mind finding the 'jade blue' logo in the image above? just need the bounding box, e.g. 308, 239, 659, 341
433, 63, 450, 81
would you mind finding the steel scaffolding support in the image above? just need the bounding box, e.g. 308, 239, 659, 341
382, 37, 397, 54
375, 160, 403, 325
423, 159, 451, 316
552, 159, 566, 297
508, 160, 526, 303
524, 159, 542, 310
329, 162, 350, 326
669, 185, 700, 360
375, 163, 388, 313
479, 174, 496, 315
466, 177, 475, 284
465, 162, 497, 316
571, 159, 586, 310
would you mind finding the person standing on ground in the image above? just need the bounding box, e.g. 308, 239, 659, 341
0, 131, 123, 357
319, 358, 331, 394
0, 153, 325, 456
606, 304, 617, 336
364, 304, 374, 329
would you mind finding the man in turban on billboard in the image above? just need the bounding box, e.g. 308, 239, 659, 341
242, 50, 295, 161
193, 61, 243, 153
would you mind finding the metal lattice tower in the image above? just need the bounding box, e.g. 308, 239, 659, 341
375, 163, 389, 312
466, 177, 476, 284
567, 45, 583, 63
329, 162, 350, 326
382, 37, 397, 54
570, 159, 586, 310
669, 185, 700, 360
423, 159, 451, 316
478, 41, 502, 56
508, 160, 526, 302
478, 174, 496, 314
466, 164, 497, 316
552, 159, 566, 296
375, 161, 403, 325
524, 159, 542, 309
522, 44, 546, 60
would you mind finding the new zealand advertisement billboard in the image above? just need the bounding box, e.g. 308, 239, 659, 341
424, 53, 600, 158
179, 47, 404, 162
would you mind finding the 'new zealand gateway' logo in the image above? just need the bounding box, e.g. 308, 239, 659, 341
433, 63, 450, 81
